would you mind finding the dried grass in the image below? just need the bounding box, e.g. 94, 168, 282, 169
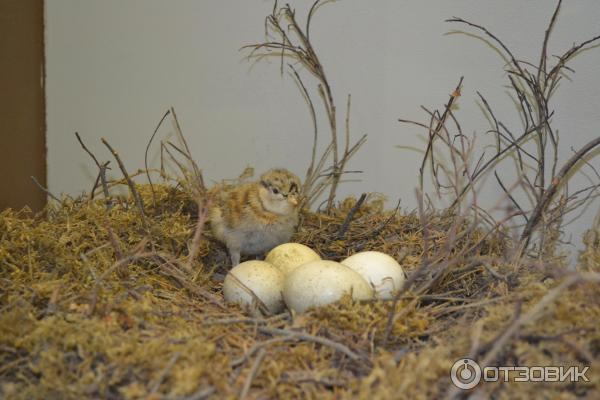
1, 183, 598, 399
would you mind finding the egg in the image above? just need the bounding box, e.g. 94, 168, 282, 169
223, 260, 285, 316
341, 251, 406, 299
265, 242, 321, 276
283, 260, 373, 313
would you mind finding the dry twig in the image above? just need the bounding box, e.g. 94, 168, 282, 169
239, 349, 266, 400
75, 132, 112, 209
30, 176, 60, 203
258, 327, 363, 361
443, 0, 600, 252
245, 1, 366, 211
101, 138, 147, 222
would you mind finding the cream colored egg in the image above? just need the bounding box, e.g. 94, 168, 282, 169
341, 251, 406, 300
265, 242, 321, 276
223, 260, 285, 316
283, 260, 373, 313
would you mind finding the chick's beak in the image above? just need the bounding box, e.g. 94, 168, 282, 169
288, 196, 299, 206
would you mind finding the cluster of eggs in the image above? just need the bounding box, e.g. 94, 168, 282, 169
222, 243, 406, 315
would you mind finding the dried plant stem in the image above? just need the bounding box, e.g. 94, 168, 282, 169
104, 222, 124, 260
96, 238, 150, 283
239, 349, 266, 400
445, 271, 600, 400
144, 109, 171, 207
258, 327, 363, 361
202, 314, 289, 327
182, 387, 216, 400
88, 246, 153, 315
30, 176, 60, 203
483, 272, 600, 366
418, 77, 463, 193
289, 65, 318, 198
444, 1, 600, 250
170, 107, 205, 194
337, 192, 367, 239
75, 132, 112, 209
520, 136, 600, 248
101, 138, 147, 220
148, 352, 180, 395
158, 259, 226, 311
231, 336, 292, 368
246, 1, 366, 211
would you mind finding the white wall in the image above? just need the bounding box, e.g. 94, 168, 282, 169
45, 1, 600, 256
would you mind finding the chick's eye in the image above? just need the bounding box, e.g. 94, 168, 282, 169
271, 187, 280, 195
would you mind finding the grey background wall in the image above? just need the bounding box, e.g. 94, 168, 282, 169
45, 1, 600, 257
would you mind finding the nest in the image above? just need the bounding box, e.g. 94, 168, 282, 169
1, 183, 599, 399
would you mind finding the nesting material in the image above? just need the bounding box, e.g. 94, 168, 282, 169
283, 260, 373, 313
341, 251, 406, 299
0, 185, 598, 399
223, 260, 285, 316
265, 242, 321, 275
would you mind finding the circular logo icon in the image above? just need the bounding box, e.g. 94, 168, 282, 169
450, 358, 482, 390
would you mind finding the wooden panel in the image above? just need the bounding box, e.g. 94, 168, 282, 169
0, 0, 46, 211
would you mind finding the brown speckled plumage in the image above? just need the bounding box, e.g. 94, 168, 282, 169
209, 168, 301, 266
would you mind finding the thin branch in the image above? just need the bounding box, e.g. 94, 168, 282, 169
75, 132, 112, 209
521, 136, 600, 247
148, 352, 180, 395
494, 171, 528, 222
239, 349, 266, 400
288, 64, 318, 197
539, 0, 563, 85
337, 193, 367, 239
245, 3, 364, 211
101, 138, 147, 221
449, 119, 549, 209
145, 109, 171, 207
446, 18, 527, 80
258, 327, 363, 361
30, 176, 60, 203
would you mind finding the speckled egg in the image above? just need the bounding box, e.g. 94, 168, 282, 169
265, 242, 321, 276
283, 260, 373, 313
341, 251, 406, 299
223, 260, 285, 316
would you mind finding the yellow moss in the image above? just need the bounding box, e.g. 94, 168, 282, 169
0, 184, 597, 398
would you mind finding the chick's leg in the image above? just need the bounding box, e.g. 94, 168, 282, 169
228, 248, 240, 267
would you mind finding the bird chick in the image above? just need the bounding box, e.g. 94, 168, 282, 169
209, 168, 302, 266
